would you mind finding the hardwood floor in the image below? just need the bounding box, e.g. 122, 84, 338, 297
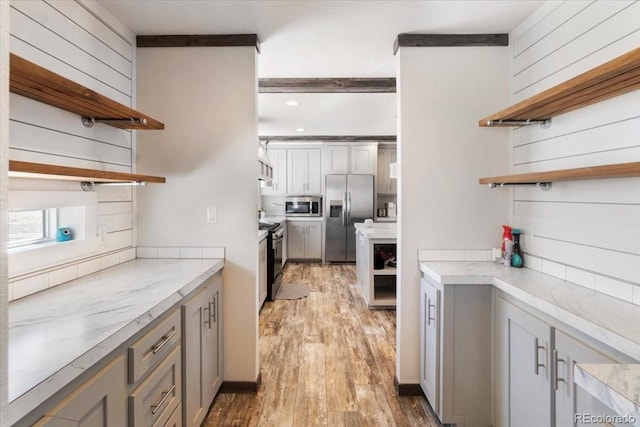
204, 263, 442, 427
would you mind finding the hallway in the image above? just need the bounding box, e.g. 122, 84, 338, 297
204, 263, 441, 426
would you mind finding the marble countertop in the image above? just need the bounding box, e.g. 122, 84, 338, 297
355, 222, 397, 239
574, 364, 640, 426
261, 215, 286, 224
284, 216, 323, 222
258, 230, 268, 241
420, 261, 640, 420
8, 258, 224, 424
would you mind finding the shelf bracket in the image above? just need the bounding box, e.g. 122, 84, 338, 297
81, 181, 148, 191
488, 182, 552, 191
485, 118, 552, 128
82, 116, 148, 128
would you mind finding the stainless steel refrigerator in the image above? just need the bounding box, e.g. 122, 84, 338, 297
325, 174, 374, 262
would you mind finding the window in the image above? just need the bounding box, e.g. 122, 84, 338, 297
8, 208, 56, 248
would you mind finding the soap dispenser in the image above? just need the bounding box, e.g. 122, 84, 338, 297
511, 229, 524, 268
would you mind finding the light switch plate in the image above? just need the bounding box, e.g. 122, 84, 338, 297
207, 207, 217, 224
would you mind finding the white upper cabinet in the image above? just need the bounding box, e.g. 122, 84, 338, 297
287, 148, 322, 195
261, 148, 287, 196
322, 143, 378, 176
377, 147, 397, 194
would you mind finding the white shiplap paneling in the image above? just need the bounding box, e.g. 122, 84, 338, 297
8, 0, 135, 278
509, 0, 640, 304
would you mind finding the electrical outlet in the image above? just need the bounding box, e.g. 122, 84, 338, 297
97, 224, 108, 242
207, 207, 217, 224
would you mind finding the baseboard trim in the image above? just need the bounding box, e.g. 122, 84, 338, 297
220, 372, 262, 394
394, 376, 423, 396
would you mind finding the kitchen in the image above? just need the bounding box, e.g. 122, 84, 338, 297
1, 1, 639, 426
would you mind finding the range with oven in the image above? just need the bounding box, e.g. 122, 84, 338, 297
259, 219, 285, 300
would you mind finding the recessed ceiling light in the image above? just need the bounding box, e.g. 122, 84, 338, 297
286, 100, 299, 106
296, 128, 305, 132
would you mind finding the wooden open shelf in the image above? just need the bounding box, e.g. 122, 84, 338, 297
479, 162, 640, 186
10, 54, 164, 130
9, 161, 166, 184
479, 47, 640, 127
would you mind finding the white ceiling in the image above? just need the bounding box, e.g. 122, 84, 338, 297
100, 0, 544, 136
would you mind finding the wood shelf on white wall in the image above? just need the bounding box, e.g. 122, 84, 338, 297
478, 47, 640, 127
9, 53, 164, 130
9, 161, 166, 184
479, 162, 640, 188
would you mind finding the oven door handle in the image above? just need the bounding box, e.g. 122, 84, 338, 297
272, 236, 283, 249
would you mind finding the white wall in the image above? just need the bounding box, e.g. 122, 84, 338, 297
7, 0, 138, 293
1, 0, 9, 422
396, 46, 510, 384
509, 0, 640, 304
136, 46, 260, 383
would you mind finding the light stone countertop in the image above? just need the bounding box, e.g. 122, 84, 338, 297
8, 258, 224, 424
574, 364, 640, 426
420, 261, 640, 419
355, 222, 397, 239
258, 229, 268, 241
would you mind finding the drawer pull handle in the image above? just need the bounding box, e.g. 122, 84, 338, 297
204, 305, 211, 328
151, 384, 175, 415
553, 349, 566, 390
427, 299, 436, 326
534, 338, 546, 375
152, 330, 177, 354
210, 297, 216, 324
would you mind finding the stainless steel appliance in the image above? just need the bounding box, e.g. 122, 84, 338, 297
325, 174, 374, 262
259, 220, 285, 300
285, 196, 322, 216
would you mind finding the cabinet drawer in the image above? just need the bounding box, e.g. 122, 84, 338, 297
129, 310, 181, 384
129, 346, 182, 427
164, 403, 182, 427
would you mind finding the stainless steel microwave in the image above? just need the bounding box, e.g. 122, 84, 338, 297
285, 196, 322, 217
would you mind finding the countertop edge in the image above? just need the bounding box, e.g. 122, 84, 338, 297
574, 364, 640, 426
8, 259, 224, 425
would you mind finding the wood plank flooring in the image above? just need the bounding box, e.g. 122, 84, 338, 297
204, 263, 442, 427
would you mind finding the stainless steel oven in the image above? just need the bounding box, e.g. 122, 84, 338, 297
260, 220, 285, 301
285, 196, 322, 216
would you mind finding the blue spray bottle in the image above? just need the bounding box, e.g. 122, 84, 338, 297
511, 229, 523, 268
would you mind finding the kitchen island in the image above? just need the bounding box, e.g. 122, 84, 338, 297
8, 258, 224, 426
355, 222, 396, 309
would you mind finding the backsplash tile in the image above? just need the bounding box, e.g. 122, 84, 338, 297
77, 259, 101, 277
8, 283, 14, 301
566, 267, 596, 290
594, 275, 633, 303
464, 250, 490, 262
179, 247, 202, 259
13, 275, 49, 300
634, 285, 640, 306
202, 247, 225, 259
525, 255, 542, 272
49, 265, 78, 288
136, 247, 158, 259
442, 250, 465, 262
542, 260, 566, 280
119, 248, 136, 263
100, 253, 120, 270
157, 247, 180, 258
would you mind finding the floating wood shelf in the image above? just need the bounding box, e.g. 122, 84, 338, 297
479, 47, 640, 127
479, 162, 640, 188
9, 161, 166, 184
9, 54, 164, 130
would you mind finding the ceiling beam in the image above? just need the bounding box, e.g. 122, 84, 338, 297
137, 34, 261, 52
259, 78, 396, 93
394, 33, 508, 54
259, 135, 396, 142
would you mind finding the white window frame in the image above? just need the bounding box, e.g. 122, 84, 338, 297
7, 208, 57, 249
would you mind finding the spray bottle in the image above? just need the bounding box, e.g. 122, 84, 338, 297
511, 229, 524, 268
502, 225, 513, 267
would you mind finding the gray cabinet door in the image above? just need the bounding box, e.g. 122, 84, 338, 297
35, 356, 126, 427
419, 278, 440, 415
495, 297, 551, 427
287, 222, 306, 259
182, 275, 223, 427
305, 223, 323, 259
555, 330, 633, 427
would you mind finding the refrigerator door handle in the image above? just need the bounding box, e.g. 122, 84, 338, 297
342, 191, 347, 226
347, 192, 351, 224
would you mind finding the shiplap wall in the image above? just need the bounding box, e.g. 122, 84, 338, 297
8, 0, 136, 281
509, 0, 640, 304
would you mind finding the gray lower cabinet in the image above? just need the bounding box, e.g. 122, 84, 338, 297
495, 296, 552, 427
182, 274, 223, 427
33, 356, 127, 427
495, 295, 634, 427
419, 277, 493, 426
287, 222, 322, 260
